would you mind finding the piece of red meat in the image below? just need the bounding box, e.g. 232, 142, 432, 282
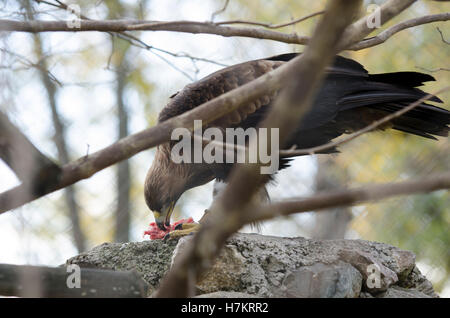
143, 217, 194, 240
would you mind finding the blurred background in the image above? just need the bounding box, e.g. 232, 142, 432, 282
0, 0, 449, 295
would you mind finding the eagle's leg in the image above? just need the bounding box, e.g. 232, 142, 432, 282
163, 179, 269, 241
163, 222, 200, 241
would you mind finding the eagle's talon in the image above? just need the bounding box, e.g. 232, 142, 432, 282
165, 223, 201, 240
174, 223, 184, 231
163, 233, 171, 241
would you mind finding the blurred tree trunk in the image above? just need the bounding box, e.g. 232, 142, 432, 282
312, 156, 352, 239
103, 0, 132, 243
24, 0, 86, 252
114, 61, 131, 242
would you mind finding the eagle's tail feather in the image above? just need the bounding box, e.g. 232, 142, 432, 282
388, 103, 450, 139
340, 71, 450, 140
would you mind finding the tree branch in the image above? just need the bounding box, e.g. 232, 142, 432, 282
3, 0, 444, 52
210, 0, 230, 22
0, 18, 310, 45
3, 0, 447, 53
0, 263, 148, 297
33, 0, 228, 76
154, 0, 363, 298
215, 10, 324, 29
436, 26, 450, 45
350, 13, 450, 50
241, 171, 450, 225
0, 111, 61, 195
339, 0, 417, 50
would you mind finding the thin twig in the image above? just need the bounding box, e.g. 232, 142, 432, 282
415, 66, 450, 73
210, 0, 230, 22
0, 47, 62, 86
436, 26, 449, 45
215, 10, 324, 29
349, 13, 450, 50
33, 0, 227, 79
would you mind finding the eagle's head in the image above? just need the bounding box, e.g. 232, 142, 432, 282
144, 143, 214, 230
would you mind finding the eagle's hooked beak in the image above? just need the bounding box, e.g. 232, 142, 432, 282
154, 201, 175, 230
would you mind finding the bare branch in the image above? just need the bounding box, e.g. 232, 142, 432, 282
0, 263, 148, 297
436, 26, 450, 45
241, 171, 450, 225
215, 10, 324, 29
0, 47, 62, 86
33, 0, 227, 80
210, 0, 230, 22
339, 0, 417, 50
154, 0, 363, 298
3, 3, 445, 52
350, 13, 450, 50
0, 18, 308, 43
0, 111, 61, 195
415, 66, 450, 73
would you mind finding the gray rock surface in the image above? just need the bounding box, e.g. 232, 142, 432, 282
66, 239, 178, 292
280, 262, 362, 298
66, 233, 437, 298
195, 291, 261, 298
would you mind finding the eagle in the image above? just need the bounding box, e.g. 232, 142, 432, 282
144, 53, 450, 238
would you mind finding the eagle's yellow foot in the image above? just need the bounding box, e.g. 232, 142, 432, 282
163, 222, 200, 241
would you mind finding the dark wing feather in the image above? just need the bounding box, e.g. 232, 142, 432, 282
158, 59, 283, 126
368, 72, 439, 89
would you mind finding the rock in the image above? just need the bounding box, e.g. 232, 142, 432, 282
378, 286, 432, 298
397, 266, 439, 297
66, 240, 178, 295
279, 262, 362, 298
67, 233, 437, 298
338, 248, 398, 292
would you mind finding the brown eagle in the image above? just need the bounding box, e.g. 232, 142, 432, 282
144, 53, 449, 237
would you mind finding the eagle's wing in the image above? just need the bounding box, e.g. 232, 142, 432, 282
158, 53, 449, 158
158, 58, 284, 127
157, 53, 376, 129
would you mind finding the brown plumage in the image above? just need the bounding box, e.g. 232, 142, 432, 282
145, 53, 449, 230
